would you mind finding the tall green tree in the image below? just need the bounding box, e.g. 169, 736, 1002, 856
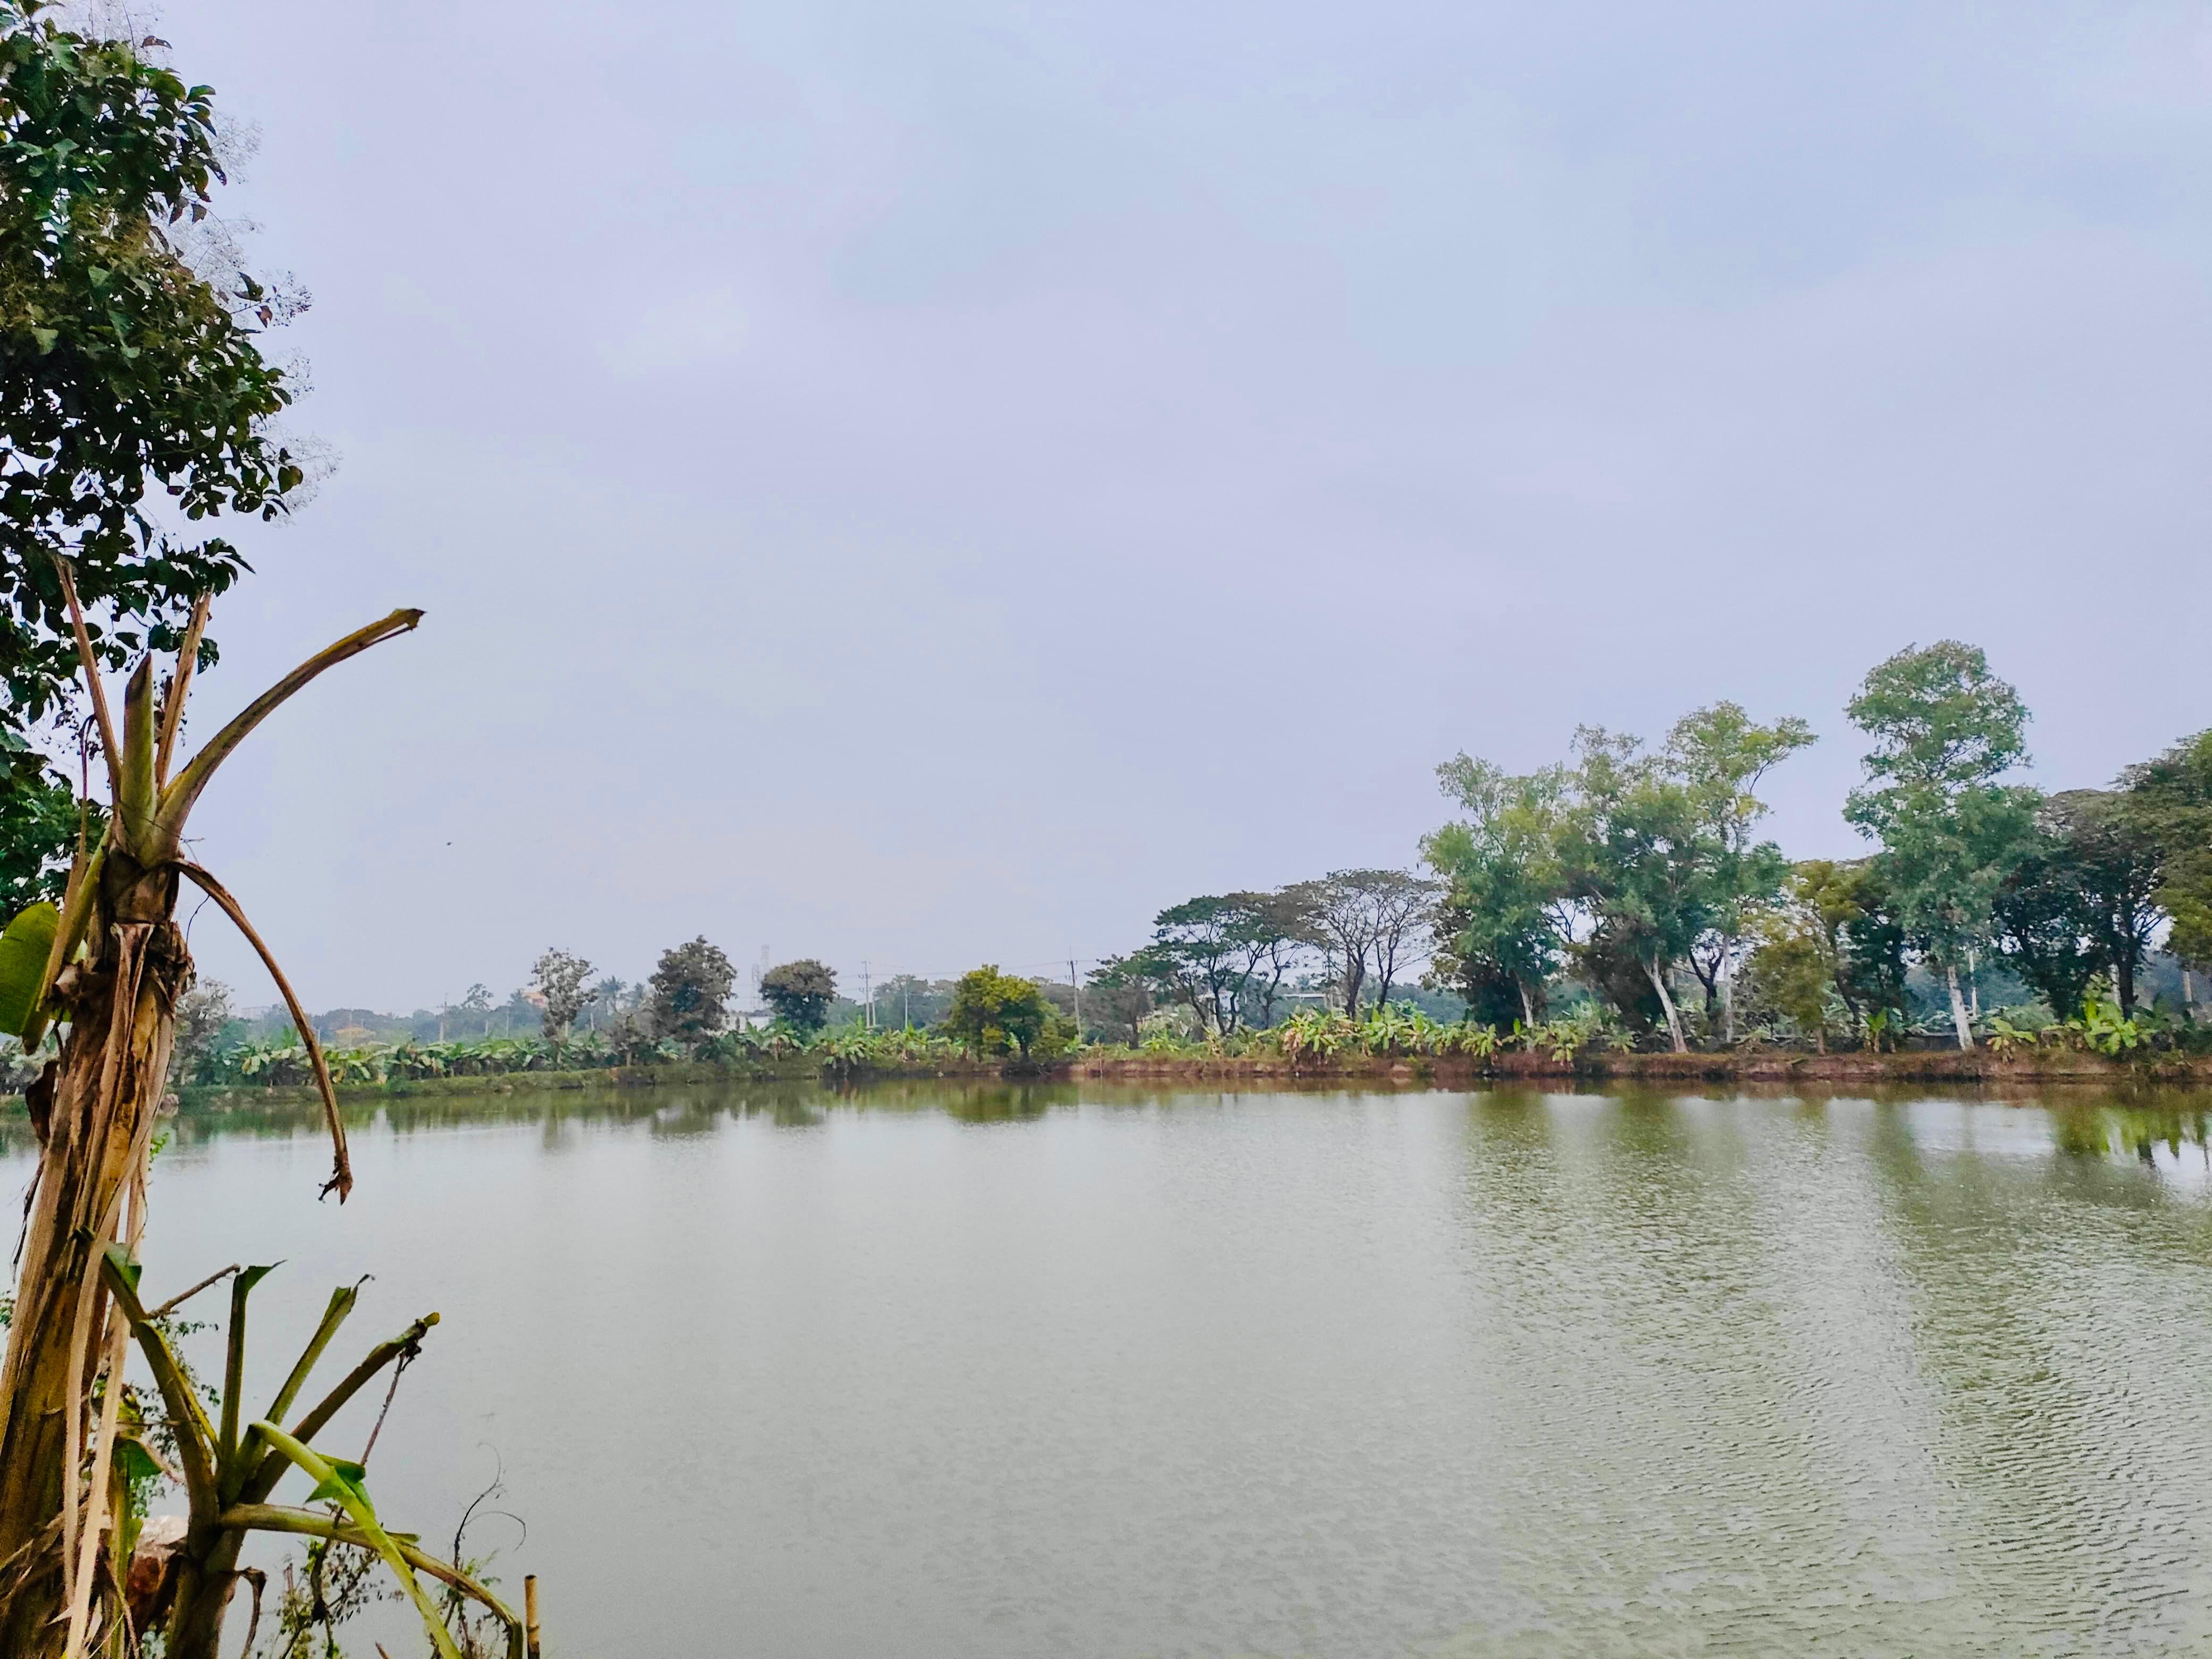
1284, 868, 1436, 1018
1991, 791, 2161, 1018
650, 937, 736, 1042
1149, 895, 1260, 1036
1422, 757, 1572, 1026
1844, 641, 2039, 1049
1146, 890, 1317, 1035
1, 3, 310, 739
2122, 730, 2212, 978
1795, 859, 1908, 1038
1746, 859, 1908, 1047
1556, 728, 1713, 1052
1991, 825, 2102, 1022
1084, 953, 1154, 1045
758, 957, 835, 1033
1663, 702, 1815, 1041
1235, 888, 1313, 1028
942, 964, 1052, 1057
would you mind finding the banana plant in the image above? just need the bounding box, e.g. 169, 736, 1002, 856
2066, 998, 2149, 1058
0, 570, 421, 1658
1275, 1007, 1353, 1065
1450, 1024, 1501, 1060
96, 1247, 523, 1659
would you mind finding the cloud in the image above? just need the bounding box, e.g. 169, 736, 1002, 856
598, 286, 748, 376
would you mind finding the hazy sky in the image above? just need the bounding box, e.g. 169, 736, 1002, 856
153, 0, 2212, 1011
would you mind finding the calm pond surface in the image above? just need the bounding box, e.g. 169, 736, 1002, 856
10, 1080, 2212, 1657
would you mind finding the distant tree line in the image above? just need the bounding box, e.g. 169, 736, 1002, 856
130, 637, 2212, 1084
1419, 642, 2210, 1052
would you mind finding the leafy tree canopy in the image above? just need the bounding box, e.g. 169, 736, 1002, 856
2123, 729, 2212, 973
1422, 757, 1570, 1021
0, 738, 83, 916
941, 964, 1051, 1057
1552, 728, 1715, 1051
1, 2, 309, 739
759, 957, 836, 1033
1844, 643, 2039, 1045
650, 936, 735, 1043
1845, 639, 2030, 798
1283, 868, 1435, 1019
1084, 952, 1156, 1045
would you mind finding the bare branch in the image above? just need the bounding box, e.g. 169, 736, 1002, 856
148, 1262, 241, 1319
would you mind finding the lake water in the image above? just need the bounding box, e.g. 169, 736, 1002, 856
10, 1081, 2212, 1657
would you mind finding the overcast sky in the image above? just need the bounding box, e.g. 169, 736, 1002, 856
151, 0, 2212, 1011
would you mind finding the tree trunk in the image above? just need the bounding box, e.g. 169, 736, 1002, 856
1518, 980, 1535, 1028
1945, 962, 1975, 1050
1644, 957, 1687, 1053
1721, 953, 1736, 1045
0, 857, 188, 1657
1341, 957, 1365, 1019
162, 1530, 246, 1659
2116, 957, 2135, 1020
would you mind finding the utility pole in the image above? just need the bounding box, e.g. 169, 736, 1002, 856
1070, 958, 1082, 1036
861, 960, 874, 1030
903, 980, 911, 1029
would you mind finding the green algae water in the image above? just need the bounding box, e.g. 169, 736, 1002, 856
13, 1083, 2212, 1657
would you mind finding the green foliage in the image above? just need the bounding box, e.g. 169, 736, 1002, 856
2124, 730, 2212, 973
0, 895, 55, 1039
648, 936, 736, 1045
759, 957, 836, 1033
1735, 859, 1907, 1047
1273, 1007, 1352, 1063
941, 964, 1053, 1057
1285, 869, 1435, 1019
2067, 997, 2149, 1058
1992, 790, 2164, 1018
0, 3, 311, 739
1742, 921, 1832, 1046
1665, 703, 1814, 1029
1515, 1004, 1638, 1061
1083, 953, 1156, 1045
1423, 758, 1570, 1022
1845, 641, 2040, 1043
1554, 728, 1713, 1050
1142, 890, 1311, 1035
0, 741, 91, 919
1428, 706, 1809, 1053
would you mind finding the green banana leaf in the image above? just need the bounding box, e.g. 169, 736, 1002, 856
0, 901, 60, 1041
